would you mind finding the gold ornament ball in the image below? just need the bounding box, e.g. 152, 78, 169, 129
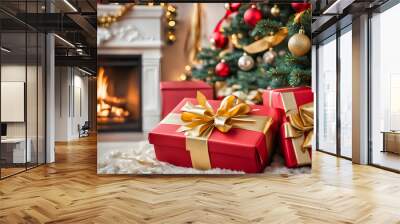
288, 29, 311, 57
263, 48, 277, 64
271, 5, 280, 17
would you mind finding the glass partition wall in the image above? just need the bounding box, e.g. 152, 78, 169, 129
316, 0, 400, 172
370, 3, 400, 171
317, 35, 337, 155
339, 26, 352, 159
0, 1, 46, 179
316, 24, 353, 159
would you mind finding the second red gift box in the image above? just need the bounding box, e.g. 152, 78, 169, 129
263, 87, 313, 168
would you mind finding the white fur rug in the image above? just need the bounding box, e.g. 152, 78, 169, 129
98, 141, 311, 175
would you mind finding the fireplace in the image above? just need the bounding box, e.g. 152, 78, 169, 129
97, 55, 142, 132
98, 5, 163, 132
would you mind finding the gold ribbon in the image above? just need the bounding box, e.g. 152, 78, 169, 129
243, 27, 288, 54
231, 34, 243, 49
184, 3, 203, 64
294, 10, 306, 24
280, 92, 313, 165
160, 91, 273, 170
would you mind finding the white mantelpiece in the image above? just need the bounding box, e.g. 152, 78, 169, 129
98, 5, 163, 132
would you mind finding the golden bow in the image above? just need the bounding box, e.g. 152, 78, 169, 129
177, 91, 255, 137
231, 28, 288, 54
284, 102, 314, 151
243, 27, 288, 54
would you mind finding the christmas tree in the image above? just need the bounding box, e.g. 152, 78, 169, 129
191, 3, 312, 102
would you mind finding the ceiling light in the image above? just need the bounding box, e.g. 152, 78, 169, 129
78, 67, 93, 76
54, 34, 75, 48
63, 0, 78, 12
322, 0, 354, 15
1, 47, 11, 53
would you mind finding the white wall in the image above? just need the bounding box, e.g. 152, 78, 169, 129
1, 65, 39, 138
55, 66, 68, 141
1, 64, 46, 164
1, 65, 26, 140
54, 67, 89, 141
71, 73, 89, 138
161, 3, 225, 81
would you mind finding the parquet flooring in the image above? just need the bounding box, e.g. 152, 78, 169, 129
1, 135, 400, 223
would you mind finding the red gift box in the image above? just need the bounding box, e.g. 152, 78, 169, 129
148, 97, 276, 173
262, 87, 313, 168
160, 81, 214, 119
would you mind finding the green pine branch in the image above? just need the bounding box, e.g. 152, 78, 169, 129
250, 19, 282, 38
191, 4, 312, 93
287, 9, 311, 37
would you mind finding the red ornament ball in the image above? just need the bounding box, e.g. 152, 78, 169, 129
291, 2, 311, 12
215, 61, 230, 77
229, 3, 241, 12
244, 6, 263, 27
211, 32, 228, 49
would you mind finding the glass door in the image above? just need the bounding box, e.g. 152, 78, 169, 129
0, 0, 47, 179
370, 3, 400, 171
317, 35, 337, 154
339, 26, 353, 159
0, 29, 28, 178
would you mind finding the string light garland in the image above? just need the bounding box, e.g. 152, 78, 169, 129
97, 2, 178, 45
97, 3, 135, 28
164, 4, 177, 44
179, 65, 193, 81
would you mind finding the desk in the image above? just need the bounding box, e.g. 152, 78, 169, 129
382, 131, 400, 154
1, 138, 31, 163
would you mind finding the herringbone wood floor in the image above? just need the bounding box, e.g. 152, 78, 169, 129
1, 135, 400, 224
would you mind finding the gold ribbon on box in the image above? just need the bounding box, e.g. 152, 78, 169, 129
160, 92, 273, 170
280, 92, 313, 165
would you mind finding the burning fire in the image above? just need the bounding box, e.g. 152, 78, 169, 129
97, 67, 130, 123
